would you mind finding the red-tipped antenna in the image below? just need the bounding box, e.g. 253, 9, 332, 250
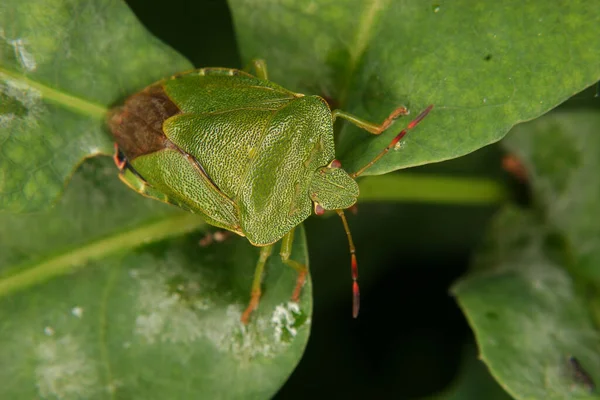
336, 209, 360, 318
350, 105, 434, 178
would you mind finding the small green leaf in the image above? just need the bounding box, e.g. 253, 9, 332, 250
454, 207, 600, 400
228, 0, 600, 175
0, 157, 312, 399
0, 0, 192, 212
504, 112, 600, 280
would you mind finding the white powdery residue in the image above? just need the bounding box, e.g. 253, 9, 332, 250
35, 335, 100, 400
200, 304, 242, 347
131, 257, 308, 360
225, 308, 276, 359
271, 302, 301, 342
132, 258, 216, 345
0, 113, 15, 129
0, 77, 44, 129
1, 77, 42, 105
135, 284, 206, 345
215, 302, 308, 360
8, 38, 37, 72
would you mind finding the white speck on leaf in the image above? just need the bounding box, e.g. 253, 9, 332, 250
71, 307, 84, 318
35, 334, 100, 400
394, 141, 406, 151
8, 38, 37, 72
44, 326, 55, 336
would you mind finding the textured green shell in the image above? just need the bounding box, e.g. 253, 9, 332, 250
115, 69, 338, 246
163, 70, 335, 245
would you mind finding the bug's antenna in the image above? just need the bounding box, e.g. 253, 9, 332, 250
350, 105, 434, 178
336, 209, 360, 318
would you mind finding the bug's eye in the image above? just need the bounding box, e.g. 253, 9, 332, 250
329, 159, 342, 169
314, 202, 325, 215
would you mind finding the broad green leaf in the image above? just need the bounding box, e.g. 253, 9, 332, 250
0, 0, 192, 212
454, 207, 600, 400
0, 157, 312, 399
504, 112, 600, 280
228, 0, 600, 175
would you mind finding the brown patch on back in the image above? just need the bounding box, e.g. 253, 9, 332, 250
108, 84, 180, 160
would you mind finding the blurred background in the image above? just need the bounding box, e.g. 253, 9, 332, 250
122, 1, 599, 397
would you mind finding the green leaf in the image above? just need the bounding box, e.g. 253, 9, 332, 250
0, 0, 192, 213
0, 157, 312, 399
504, 112, 600, 280
228, 0, 600, 175
453, 207, 600, 400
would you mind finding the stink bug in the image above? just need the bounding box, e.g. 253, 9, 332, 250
108, 59, 433, 323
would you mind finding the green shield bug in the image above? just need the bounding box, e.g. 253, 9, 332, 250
108, 59, 433, 323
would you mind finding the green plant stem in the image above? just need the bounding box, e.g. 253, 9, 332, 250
0, 213, 205, 298
0, 67, 108, 118
358, 173, 507, 205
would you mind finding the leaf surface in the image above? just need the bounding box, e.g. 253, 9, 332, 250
0, 0, 192, 212
229, 0, 600, 175
454, 207, 600, 400
0, 158, 312, 399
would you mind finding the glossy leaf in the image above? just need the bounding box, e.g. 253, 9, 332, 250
453, 109, 600, 397
0, 157, 312, 399
454, 207, 600, 400
0, 0, 192, 212
453, 209, 600, 399
504, 112, 600, 280
228, 0, 600, 175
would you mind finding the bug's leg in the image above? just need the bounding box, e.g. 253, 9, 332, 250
332, 106, 410, 134
336, 209, 360, 318
350, 105, 434, 178
113, 144, 175, 204
244, 59, 269, 80
279, 227, 308, 302
241, 244, 274, 324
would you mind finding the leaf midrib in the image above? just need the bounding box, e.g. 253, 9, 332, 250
0, 67, 108, 119
0, 213, 206, 297
339, 0, 388, 107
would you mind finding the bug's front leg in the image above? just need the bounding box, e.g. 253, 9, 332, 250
241, 244, 273, 324
279, 227, 308, 302
333, 105, 434, 178
331, 106, 409, 134
244, 59, 269, 80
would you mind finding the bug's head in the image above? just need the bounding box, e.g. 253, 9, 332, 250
309, 159, 359, 215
